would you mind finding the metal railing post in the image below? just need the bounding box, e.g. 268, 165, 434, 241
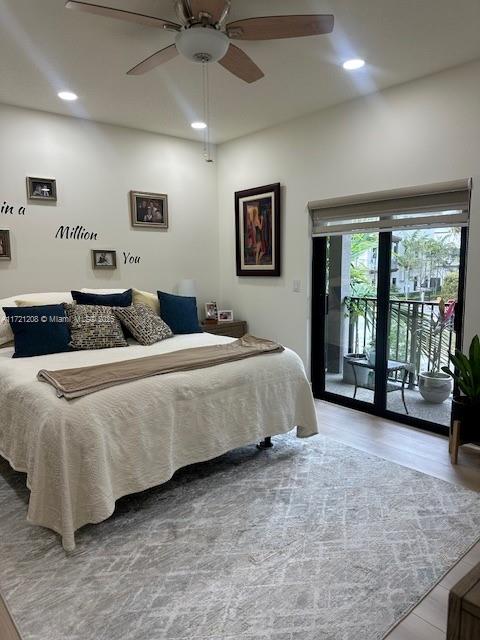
408, 303, 419, 389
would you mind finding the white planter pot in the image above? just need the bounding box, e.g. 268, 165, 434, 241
418, 371, 452, 404
343, 354, 370, 386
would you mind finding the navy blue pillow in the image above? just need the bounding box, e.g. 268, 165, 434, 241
71, 289, 132, 307
157, 291, 202, 335
3, 305, 71, 358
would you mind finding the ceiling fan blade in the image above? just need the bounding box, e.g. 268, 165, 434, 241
190, 0, 226, 22
65, 1, 181, 30
227, 14, 334, 40
127, 44, 179, 76
218, 44, 264, 84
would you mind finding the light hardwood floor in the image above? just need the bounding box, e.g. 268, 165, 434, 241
0, 591, 22, 640
315, 399, 480, 639
1, 401, 479, 640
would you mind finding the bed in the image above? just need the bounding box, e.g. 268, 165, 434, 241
0, 319, 318, 550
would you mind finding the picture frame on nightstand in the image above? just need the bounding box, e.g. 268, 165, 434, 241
218, 310, 234, 323
204, 301, 218, 323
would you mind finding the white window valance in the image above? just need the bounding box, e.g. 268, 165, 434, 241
308, 179, 471, 236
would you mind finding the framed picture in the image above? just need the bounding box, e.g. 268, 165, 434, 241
205, 301, 218, 322
26, 177, 57, 201
235, 183, 281, 277
130, 191, 168, 229
0, 230, 11, 261
91, 250, 117, 270
218, 310, 234, 323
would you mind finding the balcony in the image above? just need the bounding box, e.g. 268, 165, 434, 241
325, 296, 455, 426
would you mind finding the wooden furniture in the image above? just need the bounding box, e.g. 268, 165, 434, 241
201, 320, 247, 339
449, 419, 480, 466
447, 560, 480, 639
450, 420, 462, 465
344, 355, 413, 414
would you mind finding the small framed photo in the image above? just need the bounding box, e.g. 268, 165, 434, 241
27, 177, 57, 201
91, 250, 117, 270
0, 230, 11, 261
218, 310, 234, 323
130, 191, 168, 229
204, 301, 218, 323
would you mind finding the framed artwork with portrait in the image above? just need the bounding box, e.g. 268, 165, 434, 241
235, 183, 281, 277
91, 250, 117, 270
204, 301, 218, 323
26, 177, 57, 202
130, 191, 168, 230
218, 310, 234, 323
0, 230, 11, 260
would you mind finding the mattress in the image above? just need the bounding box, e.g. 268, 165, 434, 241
0, 333, 318, 550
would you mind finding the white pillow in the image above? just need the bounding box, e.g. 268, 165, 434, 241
80, 288, 130, 294
0, 292, 73, 346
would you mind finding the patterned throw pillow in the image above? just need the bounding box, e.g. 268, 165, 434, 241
64, 303, 128, 350
114, 304, 173, 346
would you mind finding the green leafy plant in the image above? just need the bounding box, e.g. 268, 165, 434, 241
442, 335, 480, 402
440, 271, 459, 300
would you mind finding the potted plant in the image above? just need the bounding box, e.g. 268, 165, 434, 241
417, 298, 455, 403
442, 335, 480, 434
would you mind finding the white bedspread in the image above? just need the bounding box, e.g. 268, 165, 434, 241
0, 333, 318, 550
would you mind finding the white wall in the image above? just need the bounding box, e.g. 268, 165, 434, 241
217, 59, 480, 367
0, 104, 219, 306
3, 59, 480, 366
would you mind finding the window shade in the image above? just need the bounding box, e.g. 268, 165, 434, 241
308, 179, 471, 236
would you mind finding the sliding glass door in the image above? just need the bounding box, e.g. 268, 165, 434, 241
324, 233, 379, 406
384, 227, 463, 427
312, 226, 467, 435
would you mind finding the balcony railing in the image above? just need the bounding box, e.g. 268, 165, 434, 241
346, 296, 456, 386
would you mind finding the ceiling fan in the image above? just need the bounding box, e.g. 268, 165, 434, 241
65, 0, 334, 83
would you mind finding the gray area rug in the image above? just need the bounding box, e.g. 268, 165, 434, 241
1, 433, 480, 640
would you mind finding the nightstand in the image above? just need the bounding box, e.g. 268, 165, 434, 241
201, 321, 248, 339
448, 560, 480, 639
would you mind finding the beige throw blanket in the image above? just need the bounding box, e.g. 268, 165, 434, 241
38, 334, 284, 400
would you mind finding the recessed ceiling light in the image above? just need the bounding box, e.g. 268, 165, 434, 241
191, 121, 207, 130
342, 59, 365, 71
58, 91, 78, 101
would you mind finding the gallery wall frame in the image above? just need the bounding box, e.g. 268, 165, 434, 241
0, 230, 11, 260
91, 250, 117, 270
26, 177, 57, 202
130, 191, 169, 230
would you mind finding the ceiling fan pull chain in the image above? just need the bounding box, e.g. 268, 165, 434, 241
202, 61, 213, 162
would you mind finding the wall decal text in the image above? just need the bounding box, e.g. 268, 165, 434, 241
55, 225, 98, 241
123, 251, 141, 265
1, 201, 26, 216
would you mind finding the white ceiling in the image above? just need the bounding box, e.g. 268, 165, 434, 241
1, 0, 480, 143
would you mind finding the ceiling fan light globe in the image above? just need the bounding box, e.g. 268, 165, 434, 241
175, 25, 229, 63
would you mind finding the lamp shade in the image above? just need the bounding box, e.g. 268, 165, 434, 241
178, 279, 197, 298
